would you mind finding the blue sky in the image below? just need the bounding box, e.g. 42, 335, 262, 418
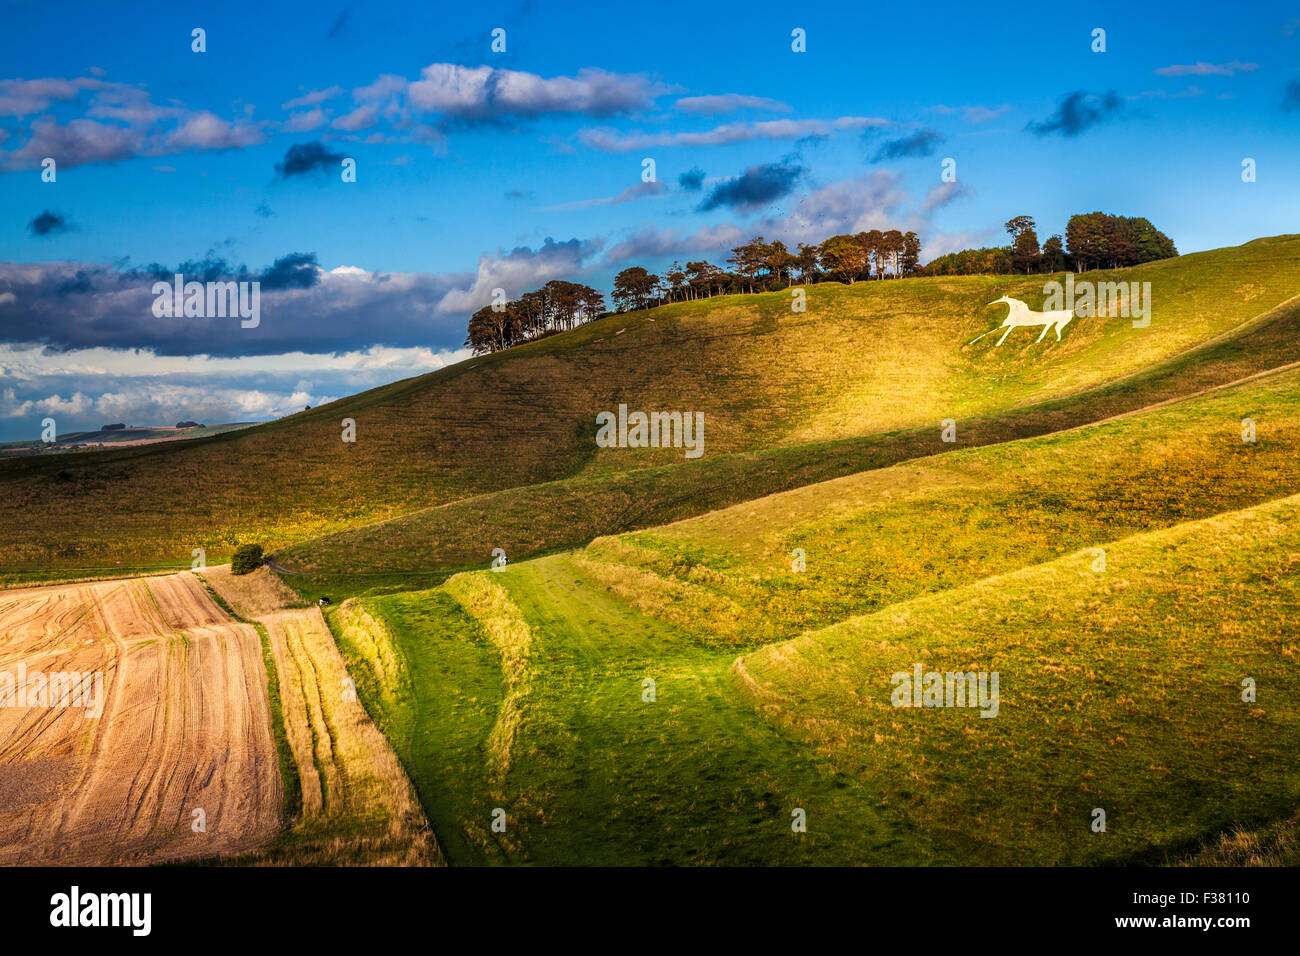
1, 0, 1298, 439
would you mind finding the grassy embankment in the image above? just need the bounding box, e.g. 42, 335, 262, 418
332, 366, 1300, 864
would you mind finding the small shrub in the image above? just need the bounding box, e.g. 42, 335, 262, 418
232, 543, 264, 575
668, 553, 695, 576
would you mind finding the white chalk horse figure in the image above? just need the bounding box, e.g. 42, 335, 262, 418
970, 295, 1073, 345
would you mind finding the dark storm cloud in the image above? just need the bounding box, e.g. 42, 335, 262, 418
274, 140, 346, 178
259, 252, 320, 290
871, 128, 943, 161
1026, 90, 1125, 137
0, 255, 470, 357
54, 269, 96, 295
678, 167, 706, 191
696, 159, 804, 212
29, 209, 72, 236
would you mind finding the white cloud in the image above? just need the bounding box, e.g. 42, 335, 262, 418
675, 94, 792, 114
285, 107, 329, 132
599, 223, 747, 267
923, 229, 997, 260
2, 117, 142, 170
774, 172, 910, 243
542, 180, 667, 211
354, 74, 409, 103
0, 76, 265, 170
929, 104, 1011, 123
917, 180, 971, 216
85, 86, 184, 126
164, 111, 264, 150
1154, 61, 1257, 76
331, 104, 379, 132
435, 238, 601, 314
406, 63, 667, 119
0, 76, 101, 117
0, 343, 463, 382
579, 116, 890, 152
0, 343, 470, 435
1131, 86, 1207, 100
282, 86, 344, 110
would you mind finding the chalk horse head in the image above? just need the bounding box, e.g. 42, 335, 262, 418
969, 295, 1074, 346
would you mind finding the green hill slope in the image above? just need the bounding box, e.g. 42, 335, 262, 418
323, 365, 1300, 864
732, 493, 1300, 865
574, 361, 1300, 643
281, 281, 1300, 590
2, 235, 1298, 579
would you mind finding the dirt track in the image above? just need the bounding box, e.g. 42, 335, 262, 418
0, 573, 280, 864
203, 565, 439, 865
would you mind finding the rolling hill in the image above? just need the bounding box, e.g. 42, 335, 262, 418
2, 235, 1299, 585
3, 233, 1298, 867
331, 365, 1300, 863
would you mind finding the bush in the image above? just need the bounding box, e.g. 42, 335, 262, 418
231, 543, 264, 575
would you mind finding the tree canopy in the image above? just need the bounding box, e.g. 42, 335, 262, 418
923, 211, 1176, 276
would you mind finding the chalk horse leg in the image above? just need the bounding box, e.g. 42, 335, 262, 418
996, 326, 1014, 345
1035, 322, 1051, 343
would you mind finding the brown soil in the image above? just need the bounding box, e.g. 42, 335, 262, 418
0, 573, 280, 864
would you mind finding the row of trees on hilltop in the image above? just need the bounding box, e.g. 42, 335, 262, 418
466, 228, 925, 353
465, 279, 605, 354
464, 211, 1177, 353
923, 212, 1177, 276
611, 230, 922, 311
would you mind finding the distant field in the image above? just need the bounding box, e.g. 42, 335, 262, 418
201, 566, 440, 865
0, 422, 255, 460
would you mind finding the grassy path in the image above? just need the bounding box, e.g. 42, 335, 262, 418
409, 556, 929, 864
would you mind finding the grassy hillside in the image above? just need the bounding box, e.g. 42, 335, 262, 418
3, 236, 1299, 579
280, 282, 1300, 591
323, 366, 1300, 864
733, 495, 1300, 865
4, 234, 1295, 867
330, 560, 902, 865
580, 362, 1300, 643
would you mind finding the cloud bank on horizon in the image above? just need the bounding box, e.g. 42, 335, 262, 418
0, 0, 1296, 439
